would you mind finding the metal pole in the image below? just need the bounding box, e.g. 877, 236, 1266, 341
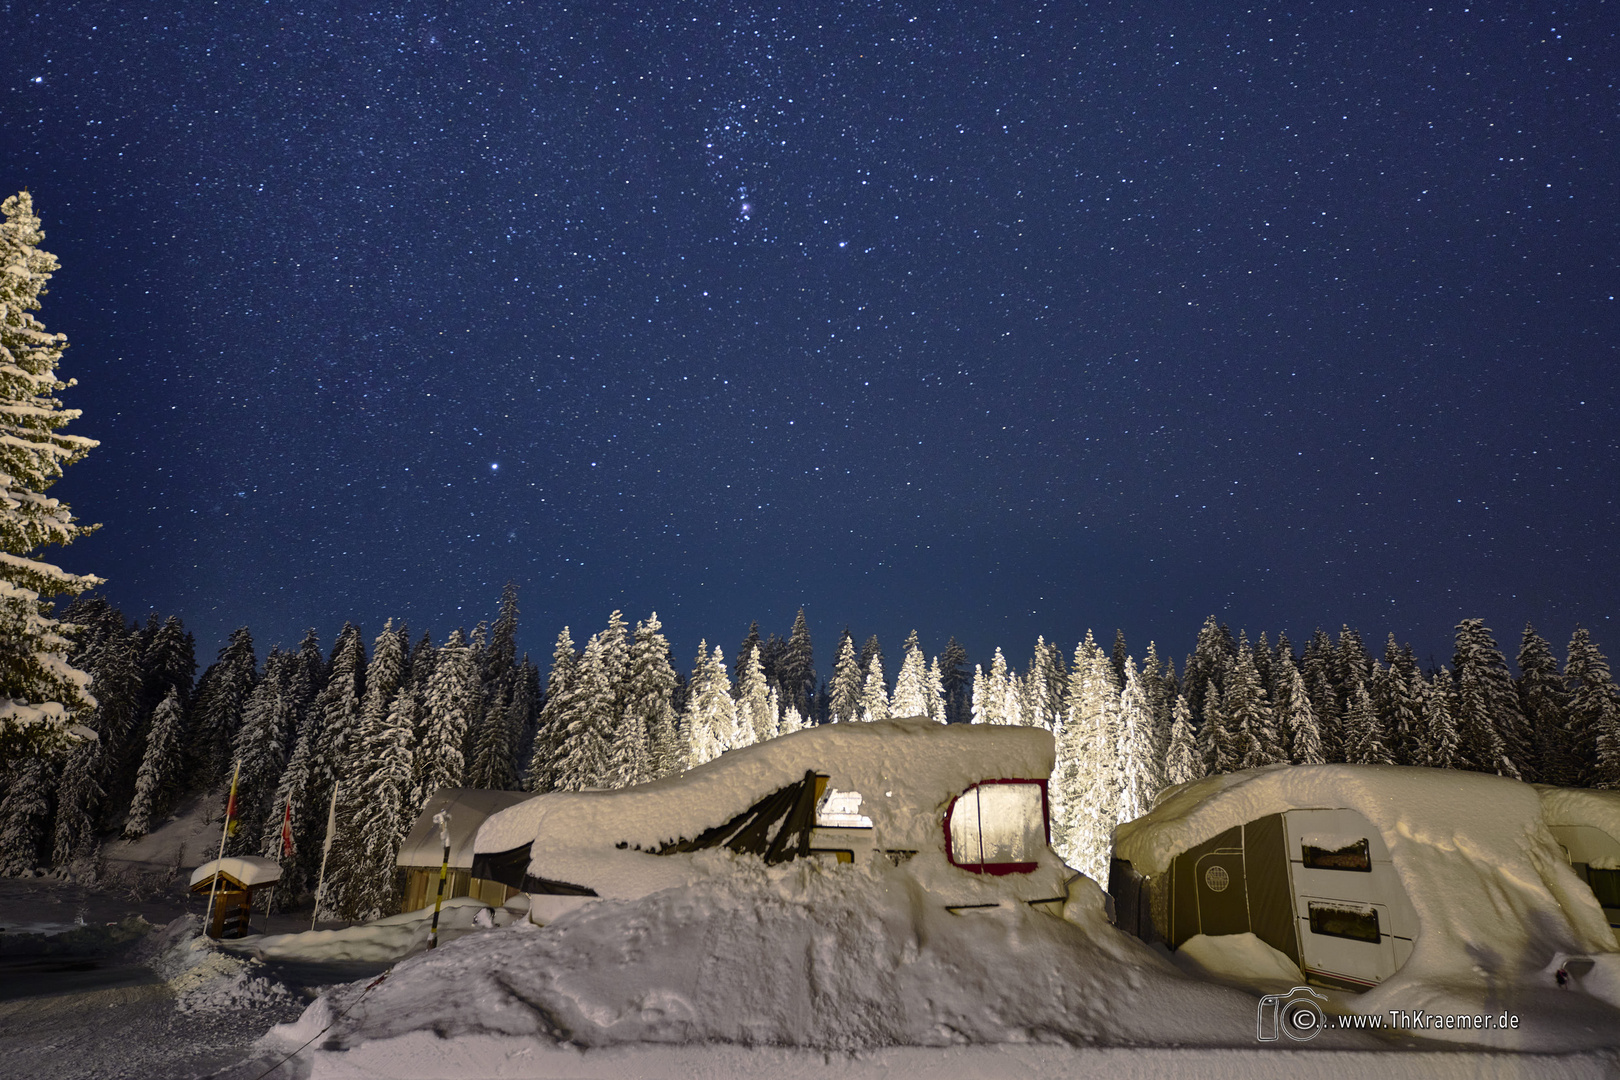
429, 809, 451, 949
311, 783, 340, 931
202, 760, 241, 939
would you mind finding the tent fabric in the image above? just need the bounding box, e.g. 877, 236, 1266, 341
397, 788, 533, 870
188, 854, 283, 890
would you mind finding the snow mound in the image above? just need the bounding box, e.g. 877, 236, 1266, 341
1115, 764, 1620, 1048
146, 914, 298, 1013
1173, 933, 1307, 994
280, 853, 1295, 1056
235, 896, 494, 963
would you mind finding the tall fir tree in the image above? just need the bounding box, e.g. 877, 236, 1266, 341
123, 687, 185, 839
1274, 656, 1324, 764
682, 642, 737, 767
1227, 643, 1280, 769
1519, 624, 1575, 786
890, 631, 928, 719
828, 630, 862, 723
1199, 679, 1239, 774
229, 649, 292, 856
554, 632, 614, 789
1163, 694, 1202, 788
1416, 667, 1463, 770
940, 637, 970, 724
0, 192, 101, 757
1451, 619, 1522, 777
778, 609, 815, 723
736, 643, 775, 745
527, 628, 578, 792
185, 627, 258, 793
415, 629, 475, 807
1301, 631, 1343, 762
627, 613, 681, 777
924, 656, 947, 724
310, 623, 367, 826
859, 655, 891, 723
1565, 628, 1620, 789
0, 751, 54, 872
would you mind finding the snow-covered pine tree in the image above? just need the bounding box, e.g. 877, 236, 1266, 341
1519, 624, 1574, 786
1416, 668, 1462, 770
184, 627, 257, 793
1140, 642, 1170, 763
1110, 630, 1128, 689
1199, 679, 1238, 774
1301, 631, 1342, 762
733, 622, 762, 689
553, 632, 614, 789
924, 656, 947, 724
606, 705, 651, 788
1117, 657, 1159, 820
1274, 656, 1324, 764
228, 648, 291, 855
1052, 635, 1118, 880
940, 637, 970, 724
1183, 616, 1235, 729
1022, 636, 1063, 731
309, 623, 366, 831
1345, 680, 1393, 764
123, 687, 185, 839
1163, 694, 1202, 788
776, 687, 802, 735
778, 609, 815, 724
737, 643, 775, 745
415, 629, 475, 806
828, 629, 862, 723
1227, 643, 1280, 769
141, 615, 196, 716
1377, 637, 1423, 766
0, 751, 54, 873
1565, 628, 1620, 789
859, 655, 890, 723
1252, 632, 1274, 701
527, 627, 577, 792
340, 674, 417, 920
890, 631, 928, 718
50, 733, 102, 867
858, 635, 884, 688
627, 614, 680, 777
978, 648, 1011, 724
0, 192, 101, 759
970, 664, 986, 724
682, 642, 738, 767
1451, 619, 1522, 777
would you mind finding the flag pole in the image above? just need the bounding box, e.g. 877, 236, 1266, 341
203, 760, 241, 939
311, 782, 340, 931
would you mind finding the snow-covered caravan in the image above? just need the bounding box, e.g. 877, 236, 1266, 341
1112, 765, 1620, 999
1538, 785, 1620, 945
396, 787, 533, 910
472, 717, 1072, 923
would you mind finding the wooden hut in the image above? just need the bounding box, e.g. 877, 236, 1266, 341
396, 788, 533, 911
188, 856, 283, 939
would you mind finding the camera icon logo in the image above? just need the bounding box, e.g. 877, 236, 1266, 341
1256, 986, 1329, 1042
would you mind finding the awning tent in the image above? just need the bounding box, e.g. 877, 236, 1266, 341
1538, 785, 1620, 944
396, 787, 534, 910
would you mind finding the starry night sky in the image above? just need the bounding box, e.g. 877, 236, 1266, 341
6, 1, 1617, 673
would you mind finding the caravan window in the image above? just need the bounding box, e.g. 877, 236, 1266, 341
1302, 838, 1372, 872
1308, 900, 1381, 943
1589, 868, 1620, 908
945, 780, 1047, 874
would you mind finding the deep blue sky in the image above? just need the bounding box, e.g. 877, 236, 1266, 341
5, 1, 1617, 676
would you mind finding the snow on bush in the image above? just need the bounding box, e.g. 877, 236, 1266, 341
145, 913, 297, 1013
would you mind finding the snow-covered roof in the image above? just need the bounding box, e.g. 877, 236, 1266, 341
397, 787, 534, 870
1113, 764, 1620, 1039
188, 855, 283, 890
1536, 784, 1620, 841
477, 717, 1055, 900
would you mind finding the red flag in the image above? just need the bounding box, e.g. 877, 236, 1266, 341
223, 761, 241, 837
280, 799, 294, 857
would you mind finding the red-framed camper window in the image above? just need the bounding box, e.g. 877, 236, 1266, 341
943, 779, 1049, 875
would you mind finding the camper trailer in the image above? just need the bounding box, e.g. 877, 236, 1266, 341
1538, 785, 1620, 945
472, 717, 1073, 923
396, 787, 534, 910
1111, 804, 1418, 991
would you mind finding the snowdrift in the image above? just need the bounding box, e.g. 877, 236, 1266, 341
1114, 764, 1620, 1046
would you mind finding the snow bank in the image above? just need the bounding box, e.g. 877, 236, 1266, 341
1537, 786, 1620, 867
145, 914, 298, 1013
479, 717, 1056, 900
1173, 933, 1307, 994
232, 896, 496, 963
1114, 764, 1620, 1047
276, 852, 1352, 1061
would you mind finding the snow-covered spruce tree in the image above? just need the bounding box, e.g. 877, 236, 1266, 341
778, 609, 815, 725
975, 648, 1011, 725
1182, 616, 1234, 730
50, 732, 102, 867
140, 614, 196, 715
1117, 657, 1159, 821
1053, 635, 1118, 880
828, 629, 861, 723
859, 655, 891, 723
1163, 694, 1202, 787
185, 627, 257, 793
1301, 631, 1342, 762
553, 631, 614, 789
334, 671, 418, 921
414, 629, 475, 806
737, 643, 774, 745
1415, 667, 1462, 769
627, 614, 680, 777
607, 705, 651, 789
924, 656, 947, 724
309, 623, 366, 833
733, 622, 762, 689
1199, 679, 1238, 774
228, 648, 290, 856
682, 643, 737, 767
1377, 637, 1424, 766
1451, 619, 1523, 777
1274, 657, 1324, 765
0, 750, 54, 872
527, 627, 577, 792
890, 631, 928, 719
1345, 680, 1393, 765
1519, 624, 1575, 786
1227, 643, 1280, 769
940, 637, 970, 724
0, 193, 101, 760
122, 687, 185, 839
1140, 642, 1170, 763
1565, 628, 1620, 789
